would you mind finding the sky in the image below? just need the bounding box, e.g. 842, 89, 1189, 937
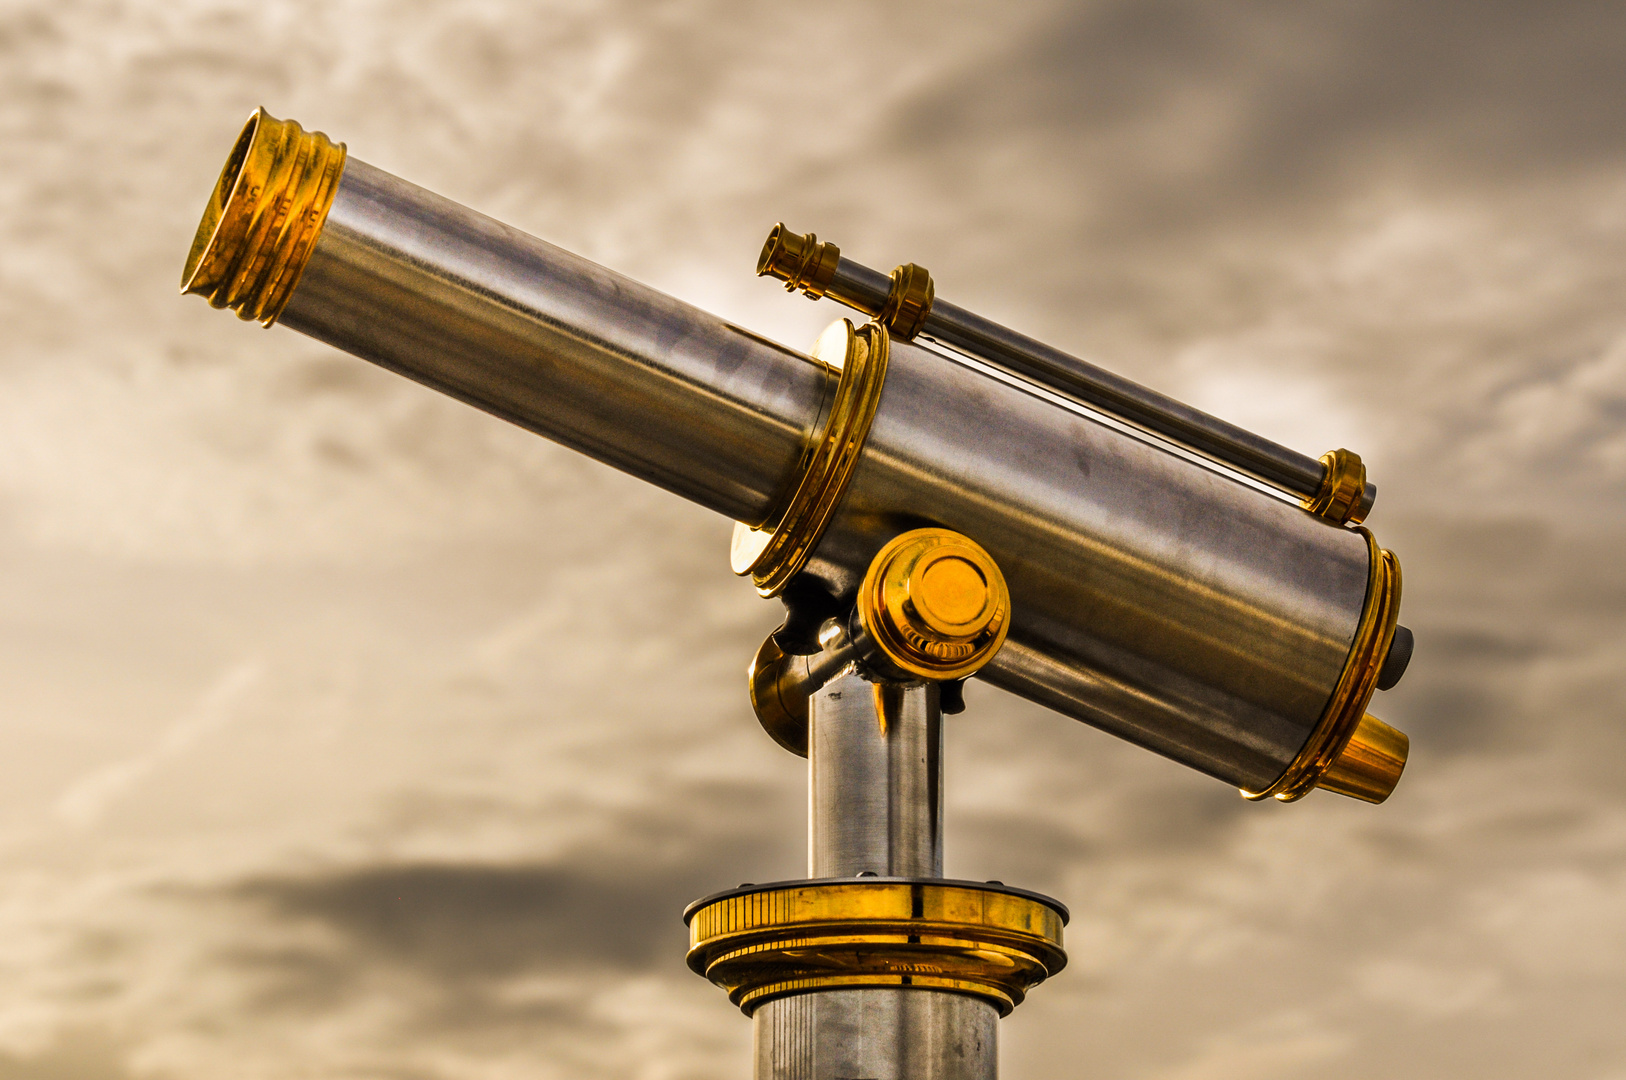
1, 1, 1625, 1077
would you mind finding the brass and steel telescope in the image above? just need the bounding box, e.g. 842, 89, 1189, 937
184, 110, 1414, 1080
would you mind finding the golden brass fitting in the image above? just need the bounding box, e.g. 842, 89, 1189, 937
857, 528, 1011, 681
747, 635, 809, 758
732, 319, 890, 596
757, 223, 842, 301
686, 879, 1067, 1016
880, 262, 935, 340
1318, 714, 1410, 803
181, 108, 346, 327
1303, 448, 1369, 525
1244, 531, 1408, 803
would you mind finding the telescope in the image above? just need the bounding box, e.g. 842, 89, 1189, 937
184, 111, 1414, 1079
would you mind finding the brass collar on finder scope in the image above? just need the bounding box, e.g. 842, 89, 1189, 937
759, 223, 937, 342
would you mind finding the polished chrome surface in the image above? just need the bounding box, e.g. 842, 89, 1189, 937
810, 671, 941, 878
280, 158, 836, 526
804, 338, 1373, 792
920, 296, 1347, 500
754, 989, 996, 1080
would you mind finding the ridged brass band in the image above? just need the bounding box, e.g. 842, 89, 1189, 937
857, 528, 1011, 680
880, 263, 935, 340
685, 879, 1067, 1017
1303, 448, 1369, 525
731, 319, 890, 597
181, 108, 346, 327
757, 223, 842, 301
1243, 531, 1404, 802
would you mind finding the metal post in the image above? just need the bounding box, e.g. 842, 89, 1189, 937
751, 670, 999, 1080
809, 672, 942, 879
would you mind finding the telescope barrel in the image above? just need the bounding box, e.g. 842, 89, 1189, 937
184, 111, 1408, 803
183, 115, 834, 529
760, 227, 1377, 515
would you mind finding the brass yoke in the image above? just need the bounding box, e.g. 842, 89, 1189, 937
857, 528, 1011, 681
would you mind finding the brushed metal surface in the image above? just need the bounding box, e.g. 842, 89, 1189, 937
803, 338, 1372, 792
281, 158, 836, 527
754, 990, 997, 1080
809, 671, 942, 878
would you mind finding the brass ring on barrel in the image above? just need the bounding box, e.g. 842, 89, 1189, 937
731, 319, 891, 597
685, 879, 1068, 1017
1242, 529, 1405, 803
880, 262, 935, 340
181, 108, 347, 327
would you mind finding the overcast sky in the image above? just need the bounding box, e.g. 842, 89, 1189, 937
1, 2, 1625, 1077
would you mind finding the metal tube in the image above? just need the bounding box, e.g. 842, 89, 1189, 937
753, 668, 997, 1080
753, 990, 997, 1080
924, 296, 1334, 497
809, 671, 942, 878
279, 157, 836, 527
183, 112, 1407, 803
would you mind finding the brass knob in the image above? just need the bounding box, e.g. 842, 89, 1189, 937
858, 528, 1011, 680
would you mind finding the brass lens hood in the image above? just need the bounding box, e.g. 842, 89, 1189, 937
181, 108, 346, 326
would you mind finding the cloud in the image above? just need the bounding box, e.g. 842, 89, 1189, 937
0, 1033, 137, 1080
54, 661, 264, 828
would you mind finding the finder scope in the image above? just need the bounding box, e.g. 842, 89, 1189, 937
183, 110, 1412, 804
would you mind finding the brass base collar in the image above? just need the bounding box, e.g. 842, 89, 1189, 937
181, 108, 346, 326
1243, 531, 1406, 803
732, 319, 890, 597
685, 879, 1067, 1017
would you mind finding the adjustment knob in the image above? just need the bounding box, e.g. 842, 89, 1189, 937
857, 528, 1011, 680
